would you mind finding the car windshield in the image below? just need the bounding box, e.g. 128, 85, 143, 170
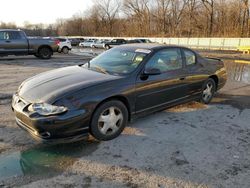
84, 48, 149, 75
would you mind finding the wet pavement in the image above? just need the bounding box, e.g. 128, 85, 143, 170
0, 140, 99, 182
225, 60, 250, 84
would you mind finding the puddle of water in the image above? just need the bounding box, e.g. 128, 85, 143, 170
224, 60, 250, 84
0, 140, 99, 181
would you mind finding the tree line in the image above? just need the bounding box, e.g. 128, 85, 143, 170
1, 0, 250, 37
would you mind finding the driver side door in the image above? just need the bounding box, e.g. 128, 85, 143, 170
135, 48, 189, 114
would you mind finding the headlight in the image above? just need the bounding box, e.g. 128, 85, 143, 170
28, 103, 67, 116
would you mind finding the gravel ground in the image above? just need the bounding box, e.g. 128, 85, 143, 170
0, 51, 250, 188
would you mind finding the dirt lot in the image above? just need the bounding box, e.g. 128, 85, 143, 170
0, 51, 250, 188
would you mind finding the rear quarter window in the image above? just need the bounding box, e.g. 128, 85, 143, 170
184, 49, 196, 66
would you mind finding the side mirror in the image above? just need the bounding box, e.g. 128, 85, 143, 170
143, 68, 161, 75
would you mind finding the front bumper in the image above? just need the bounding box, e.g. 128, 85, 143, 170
12, 94, 90, 144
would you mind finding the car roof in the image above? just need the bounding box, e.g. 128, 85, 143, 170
115, 43, 188, 51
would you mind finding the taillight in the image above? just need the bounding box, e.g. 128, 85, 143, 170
55, 40, 60, 45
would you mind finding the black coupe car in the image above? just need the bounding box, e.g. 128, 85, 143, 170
12, 44, 227, 143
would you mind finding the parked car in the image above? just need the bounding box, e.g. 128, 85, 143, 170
55, 37, 72, 54
69, 38, 84, 46
103, 38, 127, 49
12, 44, 227, 143
136, 39, 153, 43
90, 39, 111, 48
79, 39, 97, 48
0, 29, 59, 59
128, 39, 153, 44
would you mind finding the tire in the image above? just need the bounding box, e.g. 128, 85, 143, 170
90, 100, 128, 141
200, 78, 216, 104
105, 45, 110, 50
38, 47, 52, 59
91, 45, 96, 48
34, 54, 40, 58
62, 47, 69, 54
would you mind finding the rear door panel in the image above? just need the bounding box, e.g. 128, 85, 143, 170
182, 49, 208, 96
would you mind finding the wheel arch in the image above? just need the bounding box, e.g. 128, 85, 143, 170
62, 46, 69, 50
38, 45, 53, 53
92, 95, 131, 122
209, 75, 219, 90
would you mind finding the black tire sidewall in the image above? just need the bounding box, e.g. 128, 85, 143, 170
34, 54, 40, 58
62, 47, 69, 54
105, 45, 110, 50
39, 47, 52, 59
200, 78, 216, 104
90, 100, 128, 141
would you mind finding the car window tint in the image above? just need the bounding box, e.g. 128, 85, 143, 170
184, 49, 196, 65
8, 31, 22, 40
58, 38, 66, 42
0, 31, 9, 40
145, 48, 183, 72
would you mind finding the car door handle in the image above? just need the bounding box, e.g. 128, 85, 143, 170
179, 77, 186, 81
5, 40, 11, 43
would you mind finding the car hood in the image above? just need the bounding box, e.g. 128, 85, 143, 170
18, 66, 120, 103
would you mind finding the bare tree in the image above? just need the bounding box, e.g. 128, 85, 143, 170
4, 0, 250, 37
94, 0, 121, 36
155, 0, 171, 35
169, 0, 188, 36
186, 0, 198, 36
123, 0, 152, 36
201, 0, 215, 36
241, 0, 250, 36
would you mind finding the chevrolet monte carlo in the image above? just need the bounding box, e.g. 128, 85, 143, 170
12, 44, 227, 143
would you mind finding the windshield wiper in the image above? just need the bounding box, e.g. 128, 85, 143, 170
78, 60, 90, 68
93, 65, 109, 74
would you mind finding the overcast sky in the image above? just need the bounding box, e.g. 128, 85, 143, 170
0, 0, 93, 26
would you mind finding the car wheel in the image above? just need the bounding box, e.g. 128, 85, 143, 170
38, 47, 52, 59
90, 100, 128, 141
34, 54, 40, 58
92, 45, 96, 48
105, 45, 110, 50
62, 47, 69, 54
200, 78, 216, 104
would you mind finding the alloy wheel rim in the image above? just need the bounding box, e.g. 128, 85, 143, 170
98, 107, 123, 135
63, 48, 69, 54
42, 49, 49, 57
202, 82, 213, 101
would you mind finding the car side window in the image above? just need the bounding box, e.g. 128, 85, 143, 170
0, 31, 9, 40
58, 38, 66, 42
8, 31, 22, 40
184, 49, 196, 66
145, 48, 183, 73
